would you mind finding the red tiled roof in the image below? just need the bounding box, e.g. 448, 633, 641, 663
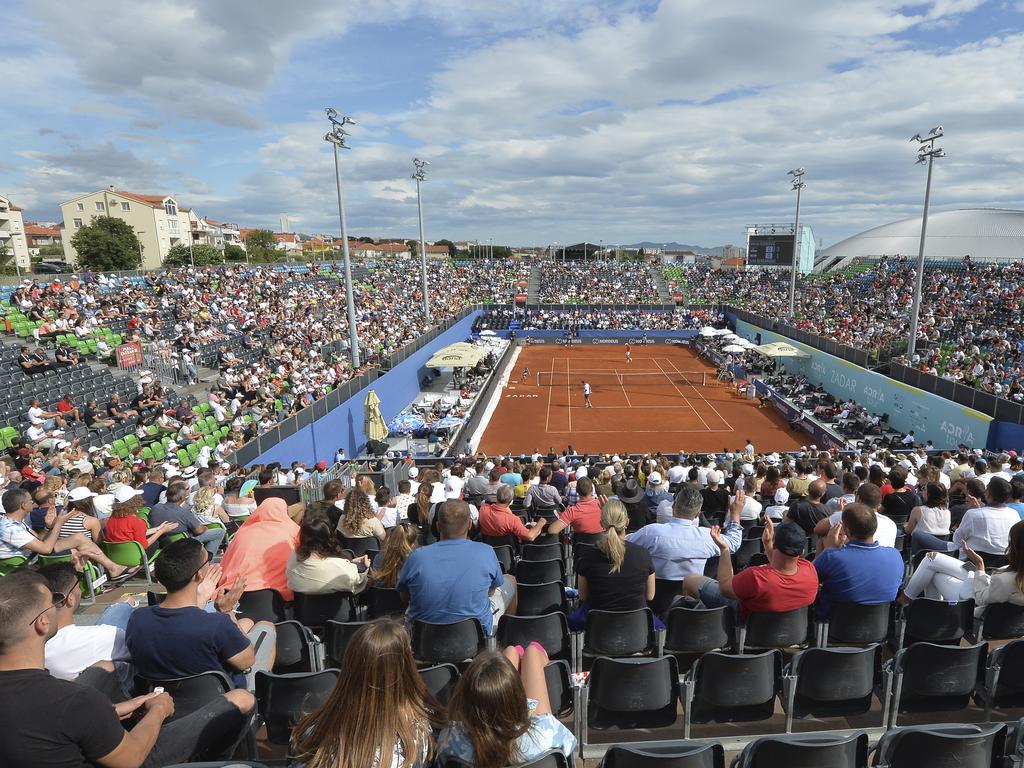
115, 192, 169, 208
24, 224, 61, 237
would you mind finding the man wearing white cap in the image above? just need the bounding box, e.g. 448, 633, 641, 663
406, 466, 420, 495
764, 488, 790, 521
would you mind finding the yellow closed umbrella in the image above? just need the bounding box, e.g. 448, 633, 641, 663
364, 389, 388, 442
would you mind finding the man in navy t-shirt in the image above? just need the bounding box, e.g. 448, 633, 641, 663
398, 499, 515, 635
813, 502, 905, 619
126, 538, 275, 689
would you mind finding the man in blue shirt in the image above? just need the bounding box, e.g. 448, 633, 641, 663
149, 483, 225, 557
627, 485, 743, 581
398, 499, 513, 635
813, 502, 905, 619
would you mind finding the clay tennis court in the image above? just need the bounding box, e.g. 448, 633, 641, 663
478, 344, 805, 455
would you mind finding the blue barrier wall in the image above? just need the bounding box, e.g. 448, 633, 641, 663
253, 311, 482, 466
987, 421, 1024, 452
734, 320, 992, 449
487, 329, 700, 341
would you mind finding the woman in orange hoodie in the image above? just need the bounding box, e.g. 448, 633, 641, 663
219, 496, 301, 602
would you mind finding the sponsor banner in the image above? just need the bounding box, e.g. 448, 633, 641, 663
557, 337, 584, 346
115, 342, 143, 369
737, 319, 992, 449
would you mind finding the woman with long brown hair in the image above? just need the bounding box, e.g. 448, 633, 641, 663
338, 487, 385, 541
438, 644, 576, 767
410, 469, 439, 527
287, 514, 369, 595
370, 522, 418, 589
291, 618, 441, 768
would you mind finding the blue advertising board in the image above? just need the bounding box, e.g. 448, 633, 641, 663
736, 320, 991, 449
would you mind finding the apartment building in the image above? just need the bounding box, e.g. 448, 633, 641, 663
0, 195, 30, 271
60, 187, 193, 269
24, 223, 63, 256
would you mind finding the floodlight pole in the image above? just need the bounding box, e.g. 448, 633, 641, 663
907, 127, 945, 359
325, 107, 360, 369
413, 157, 431, 322
786, 168, 805, 318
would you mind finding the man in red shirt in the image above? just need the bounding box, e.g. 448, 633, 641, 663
56, 394, 81, 423
548, 476, 603, 536
478, 486, 548, 544
684, 518, 817, 620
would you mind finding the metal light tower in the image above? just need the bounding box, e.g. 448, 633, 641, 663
907, 126, 945, 359
324, 107, 360, 369
786, 168, 805, 318
413, 157, 431, 322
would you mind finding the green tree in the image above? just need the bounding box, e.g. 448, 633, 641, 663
163, 242, 224, 267
0, 241, 14, 275
223, 243, 247, 262
37, 243, 65, 258
70, 216, 143, 271
435, 239, 456, 257
406, 239, 418, 257
244, 229, 278, 262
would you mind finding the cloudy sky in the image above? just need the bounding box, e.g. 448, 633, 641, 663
3, 0, 1023, 247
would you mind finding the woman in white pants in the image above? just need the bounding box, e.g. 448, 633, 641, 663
903, 520, 1024, 614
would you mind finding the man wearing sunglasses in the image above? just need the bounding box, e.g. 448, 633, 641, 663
0, 569, 255, 767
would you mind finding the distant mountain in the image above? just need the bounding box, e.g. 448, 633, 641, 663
621, 241, 740, 256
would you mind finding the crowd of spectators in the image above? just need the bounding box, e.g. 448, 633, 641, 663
534, 259, 661, 303
6, 441, 1024, 765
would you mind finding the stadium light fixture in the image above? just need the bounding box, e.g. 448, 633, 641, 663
786, 168, 805, 318
412, 157, 431, 322
907, 126, 945, 359
324, 107, 360, 369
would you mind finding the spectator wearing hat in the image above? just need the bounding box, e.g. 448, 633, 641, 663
615, 476, 649, 531
627, 485, 743, 582
104, 485, 177, 555
813, 503, 905, 619
684, 517, 817, 620
644, 472, 672, 519
699, 470, 730, 524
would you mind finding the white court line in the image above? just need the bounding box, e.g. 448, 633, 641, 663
614, 368, 633, 407
653, 358, 712, 431
663, 357, 734, 431
545, 356, 555, 433
550, 427, 735, 434
566, 358, 573, 432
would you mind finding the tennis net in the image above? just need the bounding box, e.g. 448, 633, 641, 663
535, 369, 707, 388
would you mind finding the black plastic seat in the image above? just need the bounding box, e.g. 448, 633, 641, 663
971, 601, 1024, 641
544, 659, 575, 718
599, 741, 725, 768
682, 650, 781, 739
324, 620, 367, 667
650, 578, 686, 618
517, 580, 568, 616
491, 544, 515, 574
521, 542, 563, 562
734, 732, 869, 768
365, 586, 406, 619
410, 618, 486, 665
338, 535, 380, 557
886, 641, 987, 727
976, 638, 1024, 719
818, 601, 892, 647
237, 588, 289, 624
445, 748, 569, 767
293, 590, 357, 630
871, 722, 1006, 768
582, 655, 679, 746
732, 536, 764, 570
254, 669, 338, 744
515, 557, 566, 585
782, 645, 883, 732
135, 670, 233, 721
663, 606, 732, 667
496, 612, 573, 664
897, 598, 976, 648
581, 608, 657, 663
272, 620, 317, 674
737, 606, 810, 652
418, 663, 459, 706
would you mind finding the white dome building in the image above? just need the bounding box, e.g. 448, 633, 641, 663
820, 208, 1024, 263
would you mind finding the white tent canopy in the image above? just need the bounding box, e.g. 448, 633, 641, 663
754, 342, 811, 359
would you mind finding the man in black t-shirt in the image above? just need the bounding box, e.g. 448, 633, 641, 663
0, 569, 255, 768
786, 479, 830, 535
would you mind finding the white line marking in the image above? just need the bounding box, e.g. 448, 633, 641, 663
545, 356, 554, 433
614, 368, 633, 407
663, 357, 734, 431
653, 358, 712, 431
566, 357, 572, 432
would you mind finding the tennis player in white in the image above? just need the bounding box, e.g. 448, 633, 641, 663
581, 380, 593, 408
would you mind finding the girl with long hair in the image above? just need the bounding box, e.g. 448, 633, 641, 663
905, 481, 951, 541
291, 618, 441, 768
370, 522, 418, 589
438, 644, 576, 767
567, 499, 656, 630
338, 487, 386, 541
